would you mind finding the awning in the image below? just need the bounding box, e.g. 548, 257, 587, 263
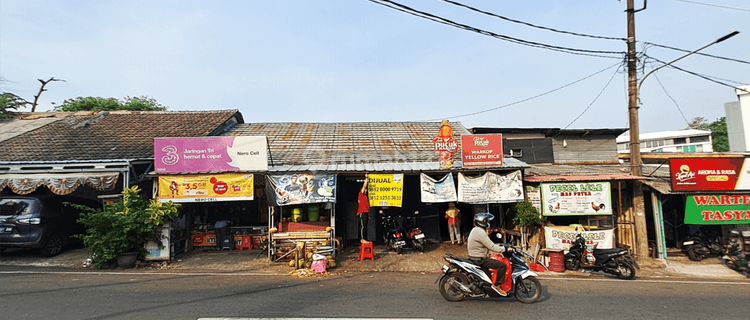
0, 172, 120, 195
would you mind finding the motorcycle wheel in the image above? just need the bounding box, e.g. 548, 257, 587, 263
396, 246, 403, 255
438, 272, 470, 302
722, 258, 736, 270
514, 276, 542, 304
564, 255, 581, 271
414, 239, 424, 253
616, 261, 636, 280
687, 247, 704, 261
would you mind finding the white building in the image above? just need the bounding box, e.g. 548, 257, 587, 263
616, 129, 713, 154
724, 85, 750, 152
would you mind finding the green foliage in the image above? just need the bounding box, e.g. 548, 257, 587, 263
707, 117, 728, 152
58, 96, 167, 112
0, 93, 28, 119
512, 201, 543, 227
73, 186, 178, 269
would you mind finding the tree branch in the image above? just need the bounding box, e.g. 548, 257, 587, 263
32, 77, 65, 112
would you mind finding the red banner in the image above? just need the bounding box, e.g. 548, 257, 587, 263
461, 134, 503, 168
670, 158, 746, 191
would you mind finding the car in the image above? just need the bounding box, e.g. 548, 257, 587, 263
0, 196, 101, 257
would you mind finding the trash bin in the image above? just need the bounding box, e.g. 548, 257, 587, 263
547, 249, 565, 272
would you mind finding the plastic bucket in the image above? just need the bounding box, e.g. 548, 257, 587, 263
548, 249, 565, 272
308, 206, 319, 222
292, 208, 304, 222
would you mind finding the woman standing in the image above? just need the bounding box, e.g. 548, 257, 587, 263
445, 203, 461, 245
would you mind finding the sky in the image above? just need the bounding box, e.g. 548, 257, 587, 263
1, 0, 748, 134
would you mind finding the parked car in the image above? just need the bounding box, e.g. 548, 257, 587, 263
0, 196, 100, 257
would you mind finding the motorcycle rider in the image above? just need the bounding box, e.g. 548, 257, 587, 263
726, 229, 748, 271
467, 212, 512, 296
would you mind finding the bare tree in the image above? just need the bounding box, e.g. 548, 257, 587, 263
31, 77, 65, 112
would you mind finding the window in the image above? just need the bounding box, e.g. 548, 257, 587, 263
509, 149, 523, 158
690, 135, 710, 143
674, 138, 687, 145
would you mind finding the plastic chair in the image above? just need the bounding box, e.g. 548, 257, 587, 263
238, 236, 253, 251
359, 241, 374, 261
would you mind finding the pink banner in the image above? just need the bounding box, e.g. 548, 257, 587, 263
154, 136, 267, 174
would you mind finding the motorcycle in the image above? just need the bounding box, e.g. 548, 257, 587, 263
380, 210, 406, 254
564, 233, 639, 280
436, 235, 542, 303
721, 230, 749, 273
682, 226, 724, 261
401, 211, 425, 253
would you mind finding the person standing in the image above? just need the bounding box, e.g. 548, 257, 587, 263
445, 203, 461, 245
357, 173, 370, 243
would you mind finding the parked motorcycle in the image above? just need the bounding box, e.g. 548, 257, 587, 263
721, 229, 749, 273
380, 210, 406, 254
682, 226, 724, 261
564, 233, 639, 280
401, 211, 425, 253
436, 235, 542, 303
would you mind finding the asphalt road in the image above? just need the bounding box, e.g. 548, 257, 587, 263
1, 267, 749, 320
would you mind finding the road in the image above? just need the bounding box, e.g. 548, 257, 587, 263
1, 266, 749, 320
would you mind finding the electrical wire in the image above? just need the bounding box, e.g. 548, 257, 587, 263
672, 0, 750, 12
644, 54, 750, 93
642, 42, 750, 66
652, 70, 690, 127
421, 61, 624, 122
559, 63, 622, 132
440, 0, 626, 41
367, 0, 625, 59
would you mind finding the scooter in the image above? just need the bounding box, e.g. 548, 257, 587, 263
401, 211, 425, 253
721, 229, 749, 273
564, 233, 639, 280
682, 226, 724, 261
380, 210, 406, 254
436, 234, 542, 303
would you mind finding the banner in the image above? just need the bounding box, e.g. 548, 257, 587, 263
420, 173, 458, 203
669, 158, 750, 191
525, 186, 542, 213
368, 174, 404, 207
154, 136, 267, 174
541, 182, 611, 216
544, 226, 615, 250
684, 194, 750, 224
265, 174, 336, 206
158, 173, 254, 203
457, 171, 523, 204
461, 134, 503, 168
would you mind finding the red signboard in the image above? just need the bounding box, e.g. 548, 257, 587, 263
461, 134, 503, 168
669, 158, 746, 191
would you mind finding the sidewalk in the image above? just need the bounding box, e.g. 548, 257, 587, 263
1, 243, 748, 281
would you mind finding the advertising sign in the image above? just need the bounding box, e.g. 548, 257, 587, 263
461, 134, 503, 168
154, 136, 267, 174
684, 194, 750, 224
526, 186, 542, 213
432, 120, 459, 169
265, 174, 336, 206
669, 158, 748, 191
541, 182, 611, 216
158, 173, 254, 202
544, 226, 615, 250
457, 171, 523, 204
368, 174, 404, 207
420, 173, 458, 203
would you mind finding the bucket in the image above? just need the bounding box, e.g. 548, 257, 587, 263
548, 249, 565, 272
292, 208, 304, 222
117, 252, 138, 268
308, 206, 319, 222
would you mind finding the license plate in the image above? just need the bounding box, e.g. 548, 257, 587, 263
415, 234, 425, 239
395, 241, 406, 246
683, 241, 694, 245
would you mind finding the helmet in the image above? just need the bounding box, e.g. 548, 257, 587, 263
474, 212, 494, 229
728, 229, 741, 239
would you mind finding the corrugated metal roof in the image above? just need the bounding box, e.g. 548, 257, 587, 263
266, 158, 528, 173
524, 164, 638, 182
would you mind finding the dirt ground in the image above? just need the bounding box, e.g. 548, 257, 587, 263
1, 242, 748, 280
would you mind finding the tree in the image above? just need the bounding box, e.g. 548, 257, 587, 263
686, 117, 709, 130
57, 96, 167, 112
707, 117, 728, 152
1, 77, 65, 118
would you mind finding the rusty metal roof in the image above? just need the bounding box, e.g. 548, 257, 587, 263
524, 164, 639, 182
225, 122, 528, 172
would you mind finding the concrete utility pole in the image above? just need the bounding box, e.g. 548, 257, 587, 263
626, 0, 649, 258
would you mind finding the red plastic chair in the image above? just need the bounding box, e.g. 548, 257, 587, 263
238, 236, 253, 251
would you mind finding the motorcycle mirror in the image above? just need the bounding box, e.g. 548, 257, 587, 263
379, 210, 383, 214
414, 210, 419, 215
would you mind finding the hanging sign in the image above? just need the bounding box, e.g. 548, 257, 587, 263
525, 186, 542, 213
684, 194, 750, 224
544, 226, 615, 250
154, 136, 267, 174
432, 120, 459, 169
158, 173, 254, 202
420, 173, 458, 203
368, 174, 403, 207
457, 171, 523, 204
541, 182, 611, 216
461, 134, 503, 168
265, 174, 336, 206
670, 158, 750, 191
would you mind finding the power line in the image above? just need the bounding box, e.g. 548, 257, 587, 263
421, 61, 624, 122
652, 69, 690, 126
560, 63, 622, 131
643, 54, 750, 93
672, 0, 750, 12
642, 42, 750, 66
367, 0, 625, 59
440, 0, 627, 41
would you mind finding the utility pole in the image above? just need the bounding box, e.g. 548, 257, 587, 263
626, 0, 649, 259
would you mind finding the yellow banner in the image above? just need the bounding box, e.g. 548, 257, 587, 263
368, 174, 403, 207
158, 173, 254, 202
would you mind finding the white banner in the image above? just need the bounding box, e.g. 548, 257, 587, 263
541, 181, 612, 216
544, 226, 615, 250
420, 173, 458, 203
457, 171, 523, 204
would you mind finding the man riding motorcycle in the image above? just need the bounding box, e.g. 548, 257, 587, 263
467, 212, 513, 296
